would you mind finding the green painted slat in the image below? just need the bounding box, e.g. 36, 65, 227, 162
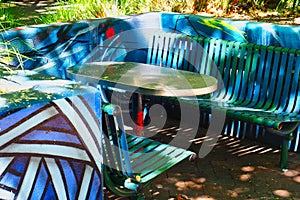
176, 37, 184, 69
286, 55, 300, 113
140, 148, 193, 182
172, 37, 182, 69
255, 46, 275, 108
215, 40, 232, 100
167, 35, 177, 69
279, 52, 296, 113
146, 32, 299, 130
199, 38, 210, 75
182, 37, 193, 71
204, 38, 217, 75
134, 146, 187, 175
130, 143, 170, 163
230, 42, 247, 104
102, 137, 119, 170
235, 43, 253, 104
147, 34, 155, 65
129, 143, 162, 161
161, 33, 171, 67
126, 135, 157, 153
222, 41, 236, 102
225, 41, 242, 103
157, 33, 167, 66
242, 45, 260, 106
193, 37, 204, 73
103, 114, 123, 171
150, 34, 161, 65
126, 134, 152, 147
263, 48, 281, 111
210, 39, 222, 78
273, 51, 288, 112
248, 45, 267, 108
102, 103, 194, 197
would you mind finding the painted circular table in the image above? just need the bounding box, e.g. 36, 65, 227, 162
67, 62, 217, 136
66, 61, 218, 97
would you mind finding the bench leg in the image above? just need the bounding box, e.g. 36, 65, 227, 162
280, 133, 293, 171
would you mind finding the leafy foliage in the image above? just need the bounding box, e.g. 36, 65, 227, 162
0, 0, 299, 27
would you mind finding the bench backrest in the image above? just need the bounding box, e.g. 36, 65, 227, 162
102, 104, 134, 178
147, 33, 300, 115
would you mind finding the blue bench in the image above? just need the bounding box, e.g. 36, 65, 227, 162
144, 32, 300, 170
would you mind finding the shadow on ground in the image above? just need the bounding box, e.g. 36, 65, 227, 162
105, 118, 300, 200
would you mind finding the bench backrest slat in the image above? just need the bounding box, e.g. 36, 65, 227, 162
288, 56, 300, 113
147, 33, 300, 115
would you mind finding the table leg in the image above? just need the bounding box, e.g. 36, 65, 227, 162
132, 93, 144, 136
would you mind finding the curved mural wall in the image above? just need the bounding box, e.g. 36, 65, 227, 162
0, 12, 299, 153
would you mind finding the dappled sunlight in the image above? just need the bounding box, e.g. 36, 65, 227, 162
239, 174, 252, 181
190, 196, 216, 200
225, 190, 239, 198
151, 191, 160, 197
239, 166, 255, 182
166, 177, 181, 183
282, 169, 300, 177
241, 166, 255, 172
233, 187, 251, 193
154, 183, 163, 189
293, 176, 300, 183
146, 125, 161, 132
282, 169, 300, 184
273, 189, 291, 198
191, 177, 207, 184
171, 175, 206, 191
123, 122, 300, 199
223, 137, 279, 157
225, 187, 252, 198
175, 180, 203, 190
155, 125, 178, 136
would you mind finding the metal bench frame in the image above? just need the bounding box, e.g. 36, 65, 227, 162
98, 78, 197, 198
146, 32, 300, 170
101, 103, 195, 199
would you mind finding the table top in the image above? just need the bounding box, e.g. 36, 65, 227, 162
67, 62, 218, 97
0, 67, 95, 113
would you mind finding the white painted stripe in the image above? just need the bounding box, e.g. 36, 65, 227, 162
17, 157, 41, 200
0, 188, 15, 200
293, 130, 299, 152
0, 157, 14, 176
71, 96, 101, 151
54, 98, 103, 171
78, 165, 93, 199
0, 143, 91, 162
0, 107, 59, 147
45, 157, 67, 200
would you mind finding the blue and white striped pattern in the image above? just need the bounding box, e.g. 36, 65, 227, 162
0, 94, 103, 200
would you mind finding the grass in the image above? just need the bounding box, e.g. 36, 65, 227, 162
0, 0, 298, 72
0, 39, 30, 70
0, 5, 29, 29
30, 0, 154, 25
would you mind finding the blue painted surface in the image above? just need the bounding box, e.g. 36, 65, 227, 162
157, 12, 300, 48
0, 75, 102, 199
0, 12, 299, 155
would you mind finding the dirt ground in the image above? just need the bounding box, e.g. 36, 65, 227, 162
104, 119, 300, 200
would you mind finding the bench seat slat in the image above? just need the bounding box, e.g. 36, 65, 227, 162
102, 103, 195, 197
